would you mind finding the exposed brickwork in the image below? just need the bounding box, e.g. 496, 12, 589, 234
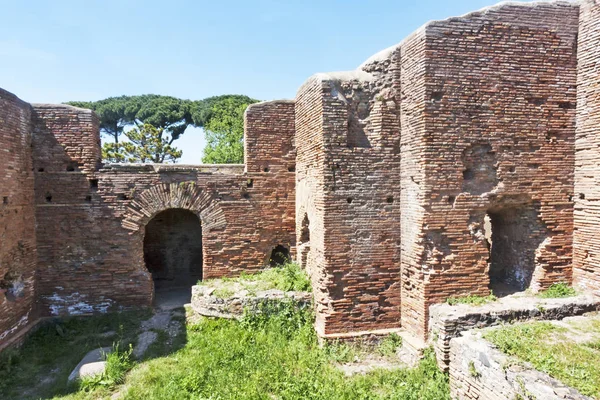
574, 0, 600, 295
295, 53, 402, 336
0, 89, 37, 345
411, 1, 579, 339
31, 100, 296, 318
2, 0, 600, 348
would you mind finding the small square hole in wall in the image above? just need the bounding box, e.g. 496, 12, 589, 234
37, 167, 44, 172
386, 196, 394, 204
287, 165, 296, 172
247, 179, 253, 188
263, 166, 270, 173
90, 179, 99, 189
242, 191, 250, 199
66, 163, 78, 172
85, 195, 92, 202
2, 196, 8, 205
117, 193, 128, 201
45, 193, 52, 203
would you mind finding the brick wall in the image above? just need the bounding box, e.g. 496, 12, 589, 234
411, 1, 579, 339
1, 0, 597, 348
32, 101, 296, 317
0, 89, 37, 345
295, 49, 402, 336
574, 0, 600, 295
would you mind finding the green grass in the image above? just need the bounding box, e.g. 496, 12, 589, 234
0, 301, 450, 399
79, 343, 134, 391
484, 322, 600, 398
537, 283, 577, 299
446, 293, 497, 306
201, 262, 312, 298
118, 302, 449, 400
0, 310, 150, 399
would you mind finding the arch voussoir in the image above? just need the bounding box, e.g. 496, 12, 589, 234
122, 182, 226, 232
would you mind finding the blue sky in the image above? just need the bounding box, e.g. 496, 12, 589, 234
1, 0, 533, 163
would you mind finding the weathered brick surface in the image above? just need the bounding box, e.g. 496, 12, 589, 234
0, 89, 37, 344
574, 0, 600, 295
31, 100, 296, 317
295, 53, 402, 336
409, 1, 579, 339
1, 0, 600, 348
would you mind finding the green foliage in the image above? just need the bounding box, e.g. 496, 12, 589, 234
200, 96, 258, 164
377, 333, 403, 358
67, 95, 193, 145
1, 303, 451, 400
537, 283, 577, 299
102, 123, 182, 163
468, 360, 480, 378
78, 343, 133, 391
446, 293, 497, 306
485, 321, 600, 397
201, 262, 312, 298
68, 94, 258, 164
120, 307, 449, 400
0, 310, 149, 399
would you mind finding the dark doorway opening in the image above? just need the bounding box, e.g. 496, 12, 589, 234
144, 209, 203, 305
269, 245, 291, 266
486, 206, 546, 296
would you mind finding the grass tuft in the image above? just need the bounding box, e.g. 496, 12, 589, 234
377, 332, 403, 357
484, 321, 600, 398
537, 282, 577, 299
446, 293, 497, 306
202, 262, 312, 298
79, 343, 134, 391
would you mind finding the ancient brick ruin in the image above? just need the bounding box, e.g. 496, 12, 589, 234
1, 0, 600, 348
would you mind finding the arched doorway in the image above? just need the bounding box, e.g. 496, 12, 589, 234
143, 209, 203, 304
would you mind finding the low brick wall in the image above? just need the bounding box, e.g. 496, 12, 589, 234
429, 294, 600, 371
450, 331, 591, 400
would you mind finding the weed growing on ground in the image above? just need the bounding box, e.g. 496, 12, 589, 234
79, 343, 133, 391
537, 282, 577, 299
0, 310, 149, 399
202, 262, 312, 298
118, 303, 449, 400
484, 321, 600, 397
446, 293, 497, 306
2, 298, 450, 399
377, 333, 403, 357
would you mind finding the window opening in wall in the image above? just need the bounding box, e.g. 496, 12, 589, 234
269, 245, 291, 267
45, 193, 52, 203
90, 179, 99, 189
2, 197, 8, 205
300, 214, 310, 244
143, 209, 203, 304
486, 206, 547, 297
298, 213, 311, 270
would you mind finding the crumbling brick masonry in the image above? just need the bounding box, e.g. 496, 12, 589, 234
1, 0, 599, 348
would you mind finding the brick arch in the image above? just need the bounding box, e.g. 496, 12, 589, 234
121, 182, 226, 233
